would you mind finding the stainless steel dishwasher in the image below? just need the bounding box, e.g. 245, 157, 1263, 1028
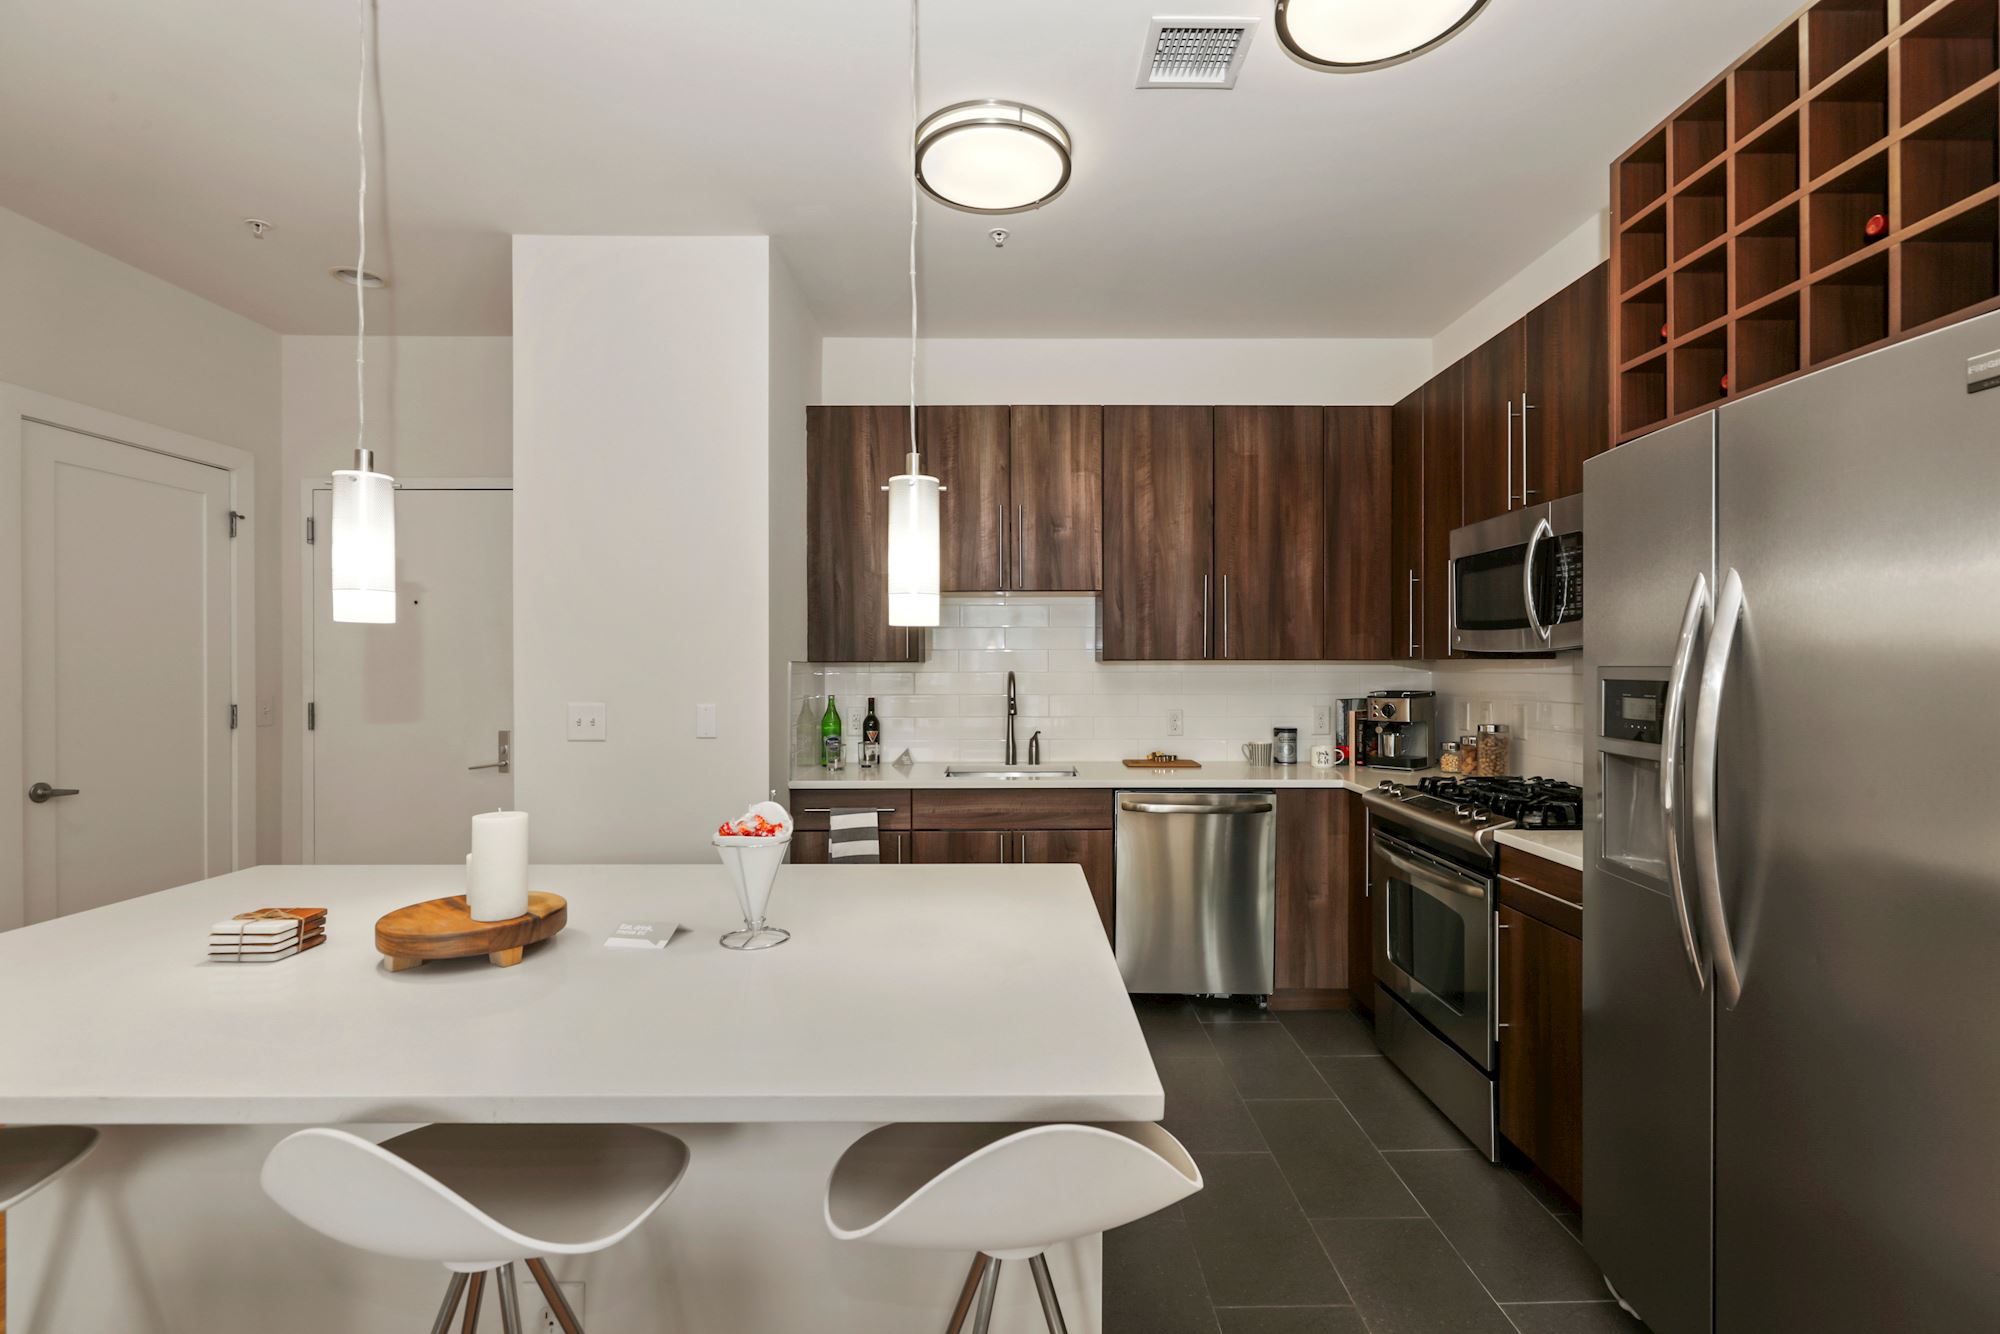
1114, 790, 1277, 997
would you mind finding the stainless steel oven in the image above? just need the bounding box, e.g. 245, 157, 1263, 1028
1449, 494, 1583, 655
1370, 827, 1494, 1072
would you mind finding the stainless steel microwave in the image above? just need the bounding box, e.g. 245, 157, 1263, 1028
1449, 495, 1582, 655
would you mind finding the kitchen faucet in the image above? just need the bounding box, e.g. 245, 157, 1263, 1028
1005, 671, 1018, 765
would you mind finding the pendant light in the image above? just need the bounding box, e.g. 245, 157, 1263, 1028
330, 0, 396, 624
1274, 0, 1490, 71
886, 0, 942, 628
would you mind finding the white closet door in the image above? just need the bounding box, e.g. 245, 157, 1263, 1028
23, 422, 235, 921
309, 487, 512, 863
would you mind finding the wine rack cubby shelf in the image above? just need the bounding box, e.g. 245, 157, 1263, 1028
1610, 0, 2000, 443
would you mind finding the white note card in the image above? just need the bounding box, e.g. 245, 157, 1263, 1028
605, 921, 677, 950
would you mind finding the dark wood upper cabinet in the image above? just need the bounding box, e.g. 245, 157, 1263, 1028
1524, 263, 1611, 504
1421, 365, 1464, 659
1011, 406, 1102, 592
1324, 407, 1393, 661
807, 406, 922, 663
923, 406, 1010, 593
1461, 323, 1525, 526
1101, 406, 1214, 662
1388, 389, 1425, 661
1213, 407, 1323, 661
1497, 902, 1584, 1206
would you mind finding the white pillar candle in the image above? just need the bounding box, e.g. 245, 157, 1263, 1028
467, 810, 530, 921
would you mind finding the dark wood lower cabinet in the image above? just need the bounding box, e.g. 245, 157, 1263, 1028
1275, 790, 1354, 992
1497, 902, 1584, 1206
1020, 829, 1114, 941
911, 830, 1006, 864
790, 831, 909, 864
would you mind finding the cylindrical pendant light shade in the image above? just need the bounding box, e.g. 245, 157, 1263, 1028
330, 461, 396, 624
886, 470, 941, 627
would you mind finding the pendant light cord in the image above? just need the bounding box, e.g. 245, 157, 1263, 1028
354, 0, 369, 462
907, 0, 919, 469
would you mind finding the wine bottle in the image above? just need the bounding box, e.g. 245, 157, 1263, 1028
863, 697, 881, 749
820, 696, 843, 769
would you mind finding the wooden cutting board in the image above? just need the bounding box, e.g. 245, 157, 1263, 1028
1122, 757, 1203, 769
375, 892, 567, 970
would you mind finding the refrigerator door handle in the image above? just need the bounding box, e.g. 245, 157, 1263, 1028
1521, 515, 1554, 641
1691, 566, 1747, 1009
1661, 571, 1710, 989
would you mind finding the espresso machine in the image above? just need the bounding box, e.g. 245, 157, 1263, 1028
1360, 690, 1434, 770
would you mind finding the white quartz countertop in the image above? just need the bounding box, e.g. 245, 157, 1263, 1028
0, 863, 1159, 1125
1494, 828, 1585, 872
789, 760, 1434, 793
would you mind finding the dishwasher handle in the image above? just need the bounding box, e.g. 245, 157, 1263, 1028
1119, 798, 1274, 816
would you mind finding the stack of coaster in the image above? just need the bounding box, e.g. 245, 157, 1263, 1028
209, 908, 328, 962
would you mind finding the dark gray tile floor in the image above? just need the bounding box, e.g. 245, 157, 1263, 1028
1106, 998, 1650, 1334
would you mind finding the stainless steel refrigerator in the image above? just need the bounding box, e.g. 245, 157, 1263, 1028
1582, 308, 2000, 1334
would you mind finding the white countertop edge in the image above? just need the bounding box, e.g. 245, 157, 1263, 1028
0, 1092, 1167, 1126
787, 761, 1428, 794
1494, 828, 1585, 872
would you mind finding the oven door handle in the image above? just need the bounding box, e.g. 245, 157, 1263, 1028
1521, 515, 1554, 641
1372, 831, 1491, 900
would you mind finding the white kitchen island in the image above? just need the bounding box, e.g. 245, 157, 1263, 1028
0, 863, 1158, 1334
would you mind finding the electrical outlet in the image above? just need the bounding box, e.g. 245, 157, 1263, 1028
517, 1276, 584, 1331
695, 702, 718, 738
1312, 705, 1333, 735
566, 702, 607, 741
1166, 708, 1184, 736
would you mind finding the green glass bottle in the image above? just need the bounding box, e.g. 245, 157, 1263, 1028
820, 695, 843, 769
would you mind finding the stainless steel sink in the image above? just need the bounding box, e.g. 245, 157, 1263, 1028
943, 767, 1080, 780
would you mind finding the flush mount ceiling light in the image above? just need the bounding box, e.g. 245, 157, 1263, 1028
915, 100, 1072, 215
331, 267, 387, 288
1274, 0, 1490, 71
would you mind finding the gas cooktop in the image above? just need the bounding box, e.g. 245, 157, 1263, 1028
1361, 775, 1584, 859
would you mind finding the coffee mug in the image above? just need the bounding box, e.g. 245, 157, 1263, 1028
1242, 741, 1274, 765
1310, 743, 1336, 768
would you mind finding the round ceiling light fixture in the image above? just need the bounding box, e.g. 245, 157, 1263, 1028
1274, 0, 1490, 71
915, 100, 1072, 214
331, 266, 387, 288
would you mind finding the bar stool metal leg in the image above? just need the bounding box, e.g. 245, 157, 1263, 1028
1028, 1254, 1069, 1334
427, 1272, 469, 1334
497, 1262, 524, 1334
526, 1257, 587, 1334
945, 1253, 991, 1334
969, 1255, 1003, 1334
460, 1271, 486, 1334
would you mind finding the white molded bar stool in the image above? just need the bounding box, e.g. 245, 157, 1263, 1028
825, 1121, 1201, 1334
262, 1123, 688, 1334
0, 1125, 100, 1212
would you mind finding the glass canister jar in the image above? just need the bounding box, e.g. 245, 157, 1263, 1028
1476, 723, 1510, 777
1439, 740, 1463, 774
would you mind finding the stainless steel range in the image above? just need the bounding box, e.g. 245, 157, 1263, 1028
1362, 775, 1582, 1156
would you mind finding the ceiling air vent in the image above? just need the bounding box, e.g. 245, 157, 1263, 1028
1136, 17, 1256, 89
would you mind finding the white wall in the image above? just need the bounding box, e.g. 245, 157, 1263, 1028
513, 236, 783, 861
1430, 210, 1612, 371
822, 337, 1431, 406
277, 336, 512, 861
768, 254, 822, 795
0, 204, 285, 865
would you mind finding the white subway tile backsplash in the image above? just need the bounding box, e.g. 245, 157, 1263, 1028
792, 596, 1438, 767
1429, 660, 1585, 786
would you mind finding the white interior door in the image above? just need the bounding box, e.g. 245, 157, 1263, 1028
23, 422, 235, 921
309, 486, 511, 862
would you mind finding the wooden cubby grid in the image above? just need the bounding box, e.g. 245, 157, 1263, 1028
1611, 0, 2000, 444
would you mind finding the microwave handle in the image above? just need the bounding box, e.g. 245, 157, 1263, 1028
1521, 515, 1554, 641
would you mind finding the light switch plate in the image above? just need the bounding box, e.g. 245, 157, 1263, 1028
567, 702, 607, 741
1312, 705, 1333, 735
695, 703, 718, 738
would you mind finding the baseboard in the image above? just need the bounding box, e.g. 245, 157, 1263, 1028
1269, 988, 1357, 1011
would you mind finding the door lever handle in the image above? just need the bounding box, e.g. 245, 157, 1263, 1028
28, 782, 80, 803
467, 730, 511, 774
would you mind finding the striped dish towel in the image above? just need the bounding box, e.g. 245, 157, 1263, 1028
826, 809, 882, 863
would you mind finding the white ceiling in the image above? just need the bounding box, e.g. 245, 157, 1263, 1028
0, 1, 1802, 338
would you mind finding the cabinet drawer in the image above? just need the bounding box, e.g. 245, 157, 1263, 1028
913, 788, 1114, 830
1498, 846, 1583, 936
788, 790, 913, 831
